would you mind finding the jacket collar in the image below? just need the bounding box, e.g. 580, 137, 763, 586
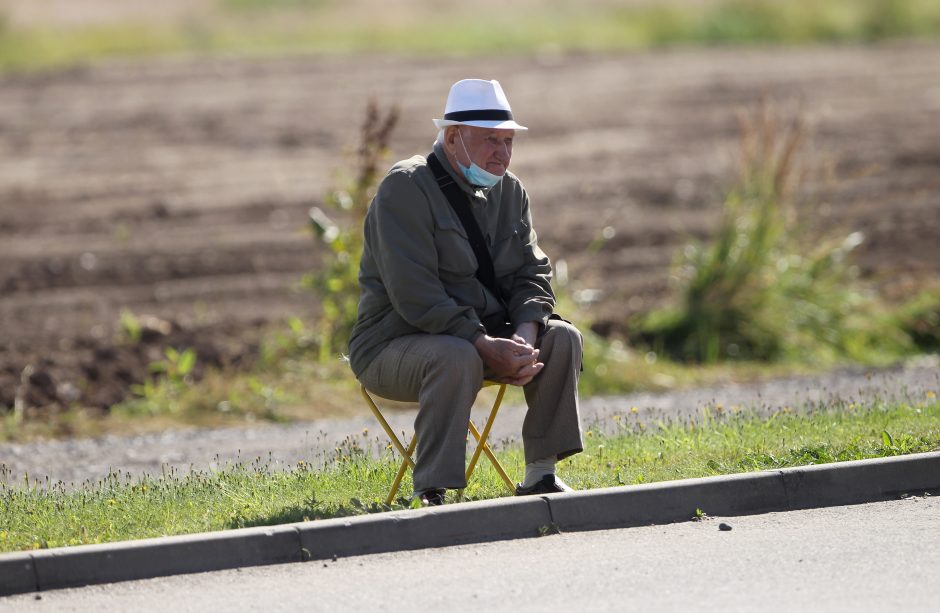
431, 141, 499, 199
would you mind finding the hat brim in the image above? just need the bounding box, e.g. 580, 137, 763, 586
433, 118, 528, 131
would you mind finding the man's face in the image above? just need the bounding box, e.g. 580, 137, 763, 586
449, 126, 515, 176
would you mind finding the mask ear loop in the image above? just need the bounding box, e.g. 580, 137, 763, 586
457, 128, 474, 167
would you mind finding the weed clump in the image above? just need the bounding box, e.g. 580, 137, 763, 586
638, 102, 910, 364
894, 286, 940, 352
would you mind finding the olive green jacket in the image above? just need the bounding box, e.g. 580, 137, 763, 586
347, 142, 555, 376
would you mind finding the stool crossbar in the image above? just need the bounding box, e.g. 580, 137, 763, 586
360, 381, 516, 505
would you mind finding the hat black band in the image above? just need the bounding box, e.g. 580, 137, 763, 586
443, 109, 514, 122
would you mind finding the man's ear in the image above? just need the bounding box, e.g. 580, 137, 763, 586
442, 126, 458, 154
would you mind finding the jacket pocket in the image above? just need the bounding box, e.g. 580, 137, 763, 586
433, 214, 477, 276
491, 218, 527, 278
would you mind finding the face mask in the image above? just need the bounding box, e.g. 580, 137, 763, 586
457, 130, 503, 188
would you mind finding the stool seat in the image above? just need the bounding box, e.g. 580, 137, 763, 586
360, 380, 516, 505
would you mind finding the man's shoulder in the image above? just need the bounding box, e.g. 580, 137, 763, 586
371, 155, 434, 218
502, 169, 524, 188
388, 154, 430, 178
499, 169, 526, 199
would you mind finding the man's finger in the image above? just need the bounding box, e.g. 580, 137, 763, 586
509, 336, 535, 350
510, 360, 543, 377
503, 372, 538, 387
509, 353, 539, 371
496, 359, 541, 382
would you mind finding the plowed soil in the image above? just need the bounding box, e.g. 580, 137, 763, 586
2, 44, 939, 416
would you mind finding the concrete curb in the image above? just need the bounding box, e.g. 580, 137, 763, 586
2, 451, 938, 597
298, 495, 553, 560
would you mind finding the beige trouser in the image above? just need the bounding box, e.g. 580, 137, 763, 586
357, 319, 584, 491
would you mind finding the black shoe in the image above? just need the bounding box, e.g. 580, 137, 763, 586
515, 474, 574, 496
415, 488, 446, 506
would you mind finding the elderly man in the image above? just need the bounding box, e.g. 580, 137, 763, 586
348, 79, 583, 505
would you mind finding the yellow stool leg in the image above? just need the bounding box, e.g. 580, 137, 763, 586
465, 383, 505, 478
361, 386, 415, 468
364, 382, 517, 504
468, 421, 516, 494
465, 384, 515, 494
386, 436, 418, 506
362, 385, 419, 505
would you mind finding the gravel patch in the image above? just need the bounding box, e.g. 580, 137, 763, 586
2, 359, 937, 487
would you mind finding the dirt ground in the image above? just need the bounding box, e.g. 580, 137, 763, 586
1, 44, 939, 416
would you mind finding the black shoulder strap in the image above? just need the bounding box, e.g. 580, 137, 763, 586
426, 152, 499, 297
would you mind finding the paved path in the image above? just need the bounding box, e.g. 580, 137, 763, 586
4, 496, 937, 611
2, 362, 938, 486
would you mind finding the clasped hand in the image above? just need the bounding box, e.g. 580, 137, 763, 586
473, 329, 543, 387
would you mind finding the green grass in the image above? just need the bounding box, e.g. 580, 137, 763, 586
0, 306, 915, 443
0, 323, 821, 443
3, 0, 940, 72
2, 396, 937, 553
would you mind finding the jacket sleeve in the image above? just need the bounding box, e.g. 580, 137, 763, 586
507, 188, 555, 329
368, 170, 486, 341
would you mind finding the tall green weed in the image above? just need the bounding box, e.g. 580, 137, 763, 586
639, 102, 910, 364
303, 101, 398, 360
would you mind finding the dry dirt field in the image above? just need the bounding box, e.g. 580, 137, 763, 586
1, 44, 939, 415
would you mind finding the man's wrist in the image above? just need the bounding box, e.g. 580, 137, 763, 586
473, 333, 493, 351
515, 321, 539, 346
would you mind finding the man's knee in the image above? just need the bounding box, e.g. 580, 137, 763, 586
544, 319, 583, 353
427, 336, 483, 380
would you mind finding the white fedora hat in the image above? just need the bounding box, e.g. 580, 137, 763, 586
433, 79, 528, 131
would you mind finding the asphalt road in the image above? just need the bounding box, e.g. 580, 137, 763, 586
4, 496, 937, 612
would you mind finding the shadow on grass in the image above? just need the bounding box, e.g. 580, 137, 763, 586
227, 496, 412, 529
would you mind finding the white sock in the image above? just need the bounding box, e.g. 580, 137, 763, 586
523, 456, 557, 487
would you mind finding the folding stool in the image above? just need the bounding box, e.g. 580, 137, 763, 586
361, 381, 516, 505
